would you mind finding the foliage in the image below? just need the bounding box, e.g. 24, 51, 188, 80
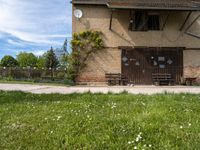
67, 31, 104, 81
17, 52, 38, 67
0, 55, 18, 67
36, 55, 46, 69
0, 67, 68, 85
0, 92, 200, 149
56, 72, 66, 78
45, 47, 59, 69
59, 53, 68, 69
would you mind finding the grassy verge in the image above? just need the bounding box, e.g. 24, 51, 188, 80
0, 91, 200, 149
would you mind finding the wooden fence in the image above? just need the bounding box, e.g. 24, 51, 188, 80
0, 67, 67, 81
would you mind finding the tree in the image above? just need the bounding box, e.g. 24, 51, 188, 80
59, 39, 69, 68
0, 55, 18, 67
36, 54, 46, 69
62, 38, 68, 54
60, 53, 68, 69
45, 47, 59, 79
17, 52, 38, 67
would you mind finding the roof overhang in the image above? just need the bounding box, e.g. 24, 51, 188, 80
106, 2, 200, 11
72, 0, 106, 5
72, 0, 200, 11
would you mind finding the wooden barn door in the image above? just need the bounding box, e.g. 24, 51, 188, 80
121, 48, 183, 85
121, 48, 152, 84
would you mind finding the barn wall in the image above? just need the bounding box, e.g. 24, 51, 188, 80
73, 5, 200, 48
184, 50, 200, 82
72, 5, 200, 84
76, 48, 121, 84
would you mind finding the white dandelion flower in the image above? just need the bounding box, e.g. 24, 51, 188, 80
136, 137, 139, 142
57, 116, 62, 120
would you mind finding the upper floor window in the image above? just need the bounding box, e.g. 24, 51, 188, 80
129, 11, 160, 31
148, 14, 160, 30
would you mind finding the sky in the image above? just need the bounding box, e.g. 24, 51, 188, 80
0, 0, 72, 58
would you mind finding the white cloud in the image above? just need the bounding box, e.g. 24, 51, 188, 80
4, 30, 64, 45
7, 39, 24, 47
33, 50, 46, 56
0, 0, 72, 51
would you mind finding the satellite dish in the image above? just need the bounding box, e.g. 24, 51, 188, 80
74, 9, 83, 19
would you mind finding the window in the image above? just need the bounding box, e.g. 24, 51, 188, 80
148, 14, 160, 30
129, 11, 160, 31
135, 11, 147, 31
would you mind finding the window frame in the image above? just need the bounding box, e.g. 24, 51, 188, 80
129, 11, 160, 32
147, 12, 160, 31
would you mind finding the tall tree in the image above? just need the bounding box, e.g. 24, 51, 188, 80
0, 55, 18, 67
59, 39, 69, 69
45, 47, 59, 79
62, 38, 68, 54
17, 52, 38, 67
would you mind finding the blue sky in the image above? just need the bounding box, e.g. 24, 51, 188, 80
0, 0, 72, 58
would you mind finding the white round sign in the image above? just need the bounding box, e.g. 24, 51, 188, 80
74, 9, 83, 19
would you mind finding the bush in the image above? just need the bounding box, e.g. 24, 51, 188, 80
56, 72, 66, 78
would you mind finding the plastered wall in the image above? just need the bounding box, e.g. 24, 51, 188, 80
73, 5, 200, 83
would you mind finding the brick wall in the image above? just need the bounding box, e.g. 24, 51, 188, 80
76, 48, 121, 83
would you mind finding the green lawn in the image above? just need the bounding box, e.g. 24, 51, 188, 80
0, 91, 200, 150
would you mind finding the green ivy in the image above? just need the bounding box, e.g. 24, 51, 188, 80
67, 31, 104, 82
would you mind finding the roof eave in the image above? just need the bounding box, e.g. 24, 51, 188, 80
72, 1, 106, 5
72, 1, 200, 11
107, 6, 200, 11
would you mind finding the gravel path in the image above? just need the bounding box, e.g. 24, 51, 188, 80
0, 83, 200, 95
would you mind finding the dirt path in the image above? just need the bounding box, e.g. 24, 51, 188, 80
0, 83, 200, 95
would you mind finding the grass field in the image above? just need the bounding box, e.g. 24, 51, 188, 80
0, 91, 200, 149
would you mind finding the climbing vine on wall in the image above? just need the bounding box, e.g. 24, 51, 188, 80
67, 31, 104, 81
